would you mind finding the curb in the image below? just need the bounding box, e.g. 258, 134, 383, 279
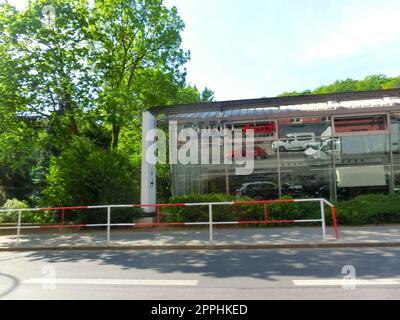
1, 242, 400, 252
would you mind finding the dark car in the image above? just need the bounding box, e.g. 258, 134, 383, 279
316, 184, 389, 200
235, 181, 304, 200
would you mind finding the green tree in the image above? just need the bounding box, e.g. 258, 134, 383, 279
280, 74, 400, 97
41, 136, 140, 222
0, 0, 96, 146
200, 87, 214, 102
0, 0, 209, 207
91, 0, 190, 149
382, 77, 400, 89
0, 0, 95, 205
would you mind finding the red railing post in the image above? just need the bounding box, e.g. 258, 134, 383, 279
263, 204, 268, 222
61, 209, 65, 225
331, 206, 339, 240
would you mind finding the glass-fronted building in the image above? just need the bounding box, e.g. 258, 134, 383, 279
145, 89, 400, 202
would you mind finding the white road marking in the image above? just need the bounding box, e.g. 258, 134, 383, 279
22, 278, 199, 286
293, 279, 400, 286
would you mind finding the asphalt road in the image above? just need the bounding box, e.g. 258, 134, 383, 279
0, 248, 399, 300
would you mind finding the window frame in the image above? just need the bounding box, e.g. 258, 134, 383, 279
297, 135, 314, 141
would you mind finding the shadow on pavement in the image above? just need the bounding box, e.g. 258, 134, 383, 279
21, 247, 400, 281
0, 273, 20, 298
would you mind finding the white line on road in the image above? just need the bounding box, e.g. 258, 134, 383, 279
22, 278, 199, 286
293, 279, 400, 286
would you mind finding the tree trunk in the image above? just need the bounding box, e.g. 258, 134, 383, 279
111, 123, 120, 149
60, 89, 79, 136
67, 111, 79, 136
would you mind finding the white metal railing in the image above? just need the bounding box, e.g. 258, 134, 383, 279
0, 198, 339, 245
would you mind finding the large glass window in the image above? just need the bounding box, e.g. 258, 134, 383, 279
226, 121, 279, 198
333, 134, 391, 199
170, 112, 397, 201
278, 116, 335, 200
391, 112, 400, 194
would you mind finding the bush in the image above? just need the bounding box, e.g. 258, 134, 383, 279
41, 137, 141, 224
0, 198, 53, 223
164, 194, 257, 223
163, 193, 400, 226
267, 195, 301, 220
335, 194, 400, 225
163, 194, 322, 224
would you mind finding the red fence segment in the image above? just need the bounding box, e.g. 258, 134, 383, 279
263, 204, 268, 222
331, 207, 339, 240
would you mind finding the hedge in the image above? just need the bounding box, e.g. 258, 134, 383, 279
0, 198, 54, 224
334, 194, 400, 225
163, 193, 400, 226
163, 194, 321, 225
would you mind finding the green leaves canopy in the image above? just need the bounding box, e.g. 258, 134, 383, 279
0, 0, 208, 206
280, 74, 400, 97
0, 0, 200, 150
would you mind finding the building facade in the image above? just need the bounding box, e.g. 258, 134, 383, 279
145, 89, 400, 203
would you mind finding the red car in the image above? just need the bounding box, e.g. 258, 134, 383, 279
227, 145, 268, 160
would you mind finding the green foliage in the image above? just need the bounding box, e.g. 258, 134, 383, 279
41, 137, 141, 223
280, 74, 400, 97
164, 194, 255, 223
0, 198, 53, 223
0, 198, 29, 223
163, 194, 321, 224
91, 0, 191, 148
279, 89, 312, 97
382, 78, 400, 90
200, 87, 215, 102
163, 193, 400, 226
0, 0, 209, 207
334, 194, 400, 225
156, 163, 172, 203
0, 0, 199, 151
0, 0, 95, 143
267, 195, 302, 221
0, 165, 34, 206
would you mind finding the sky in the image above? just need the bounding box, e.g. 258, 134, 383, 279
5, 0, 400, 101
164, 0, 400, 100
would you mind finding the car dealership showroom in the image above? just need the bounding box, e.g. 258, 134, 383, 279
145, 89, 400, 203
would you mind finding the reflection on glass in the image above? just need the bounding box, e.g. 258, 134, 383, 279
278, 117, 334, 200
171, 113, 399, 201
333, 114, 388, 135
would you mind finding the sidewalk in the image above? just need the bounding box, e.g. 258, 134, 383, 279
0, 225, 399, 251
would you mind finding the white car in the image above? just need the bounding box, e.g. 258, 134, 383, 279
272, 132, 316, 152
304, 138, 340, 159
